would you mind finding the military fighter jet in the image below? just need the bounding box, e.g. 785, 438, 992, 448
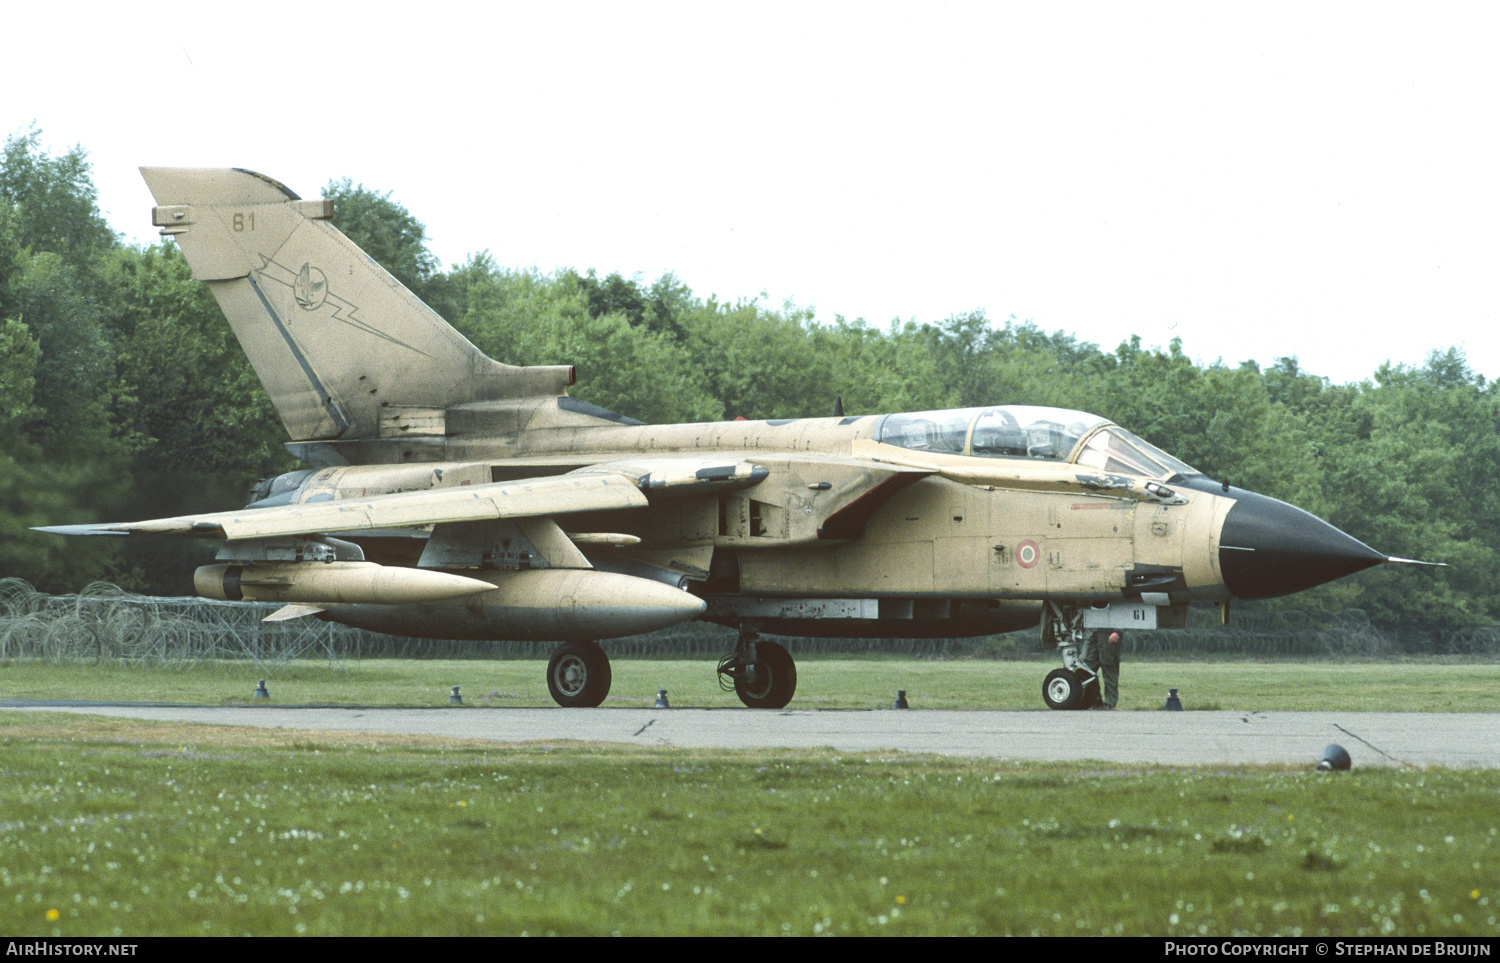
38, 168, 1423, 709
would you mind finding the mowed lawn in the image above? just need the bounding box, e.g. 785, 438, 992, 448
1, 656, 1496, 712
1, 710, 1496, 937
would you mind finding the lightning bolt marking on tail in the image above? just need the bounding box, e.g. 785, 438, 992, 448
257, 256, 436, 358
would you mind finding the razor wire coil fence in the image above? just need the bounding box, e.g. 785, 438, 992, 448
2, 579, 1495, 664
0, 579, 357, 670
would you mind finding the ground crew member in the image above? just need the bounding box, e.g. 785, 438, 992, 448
1083, 630, 1122, 709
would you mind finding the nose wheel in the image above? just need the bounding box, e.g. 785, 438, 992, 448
1042, 668, 1085, 710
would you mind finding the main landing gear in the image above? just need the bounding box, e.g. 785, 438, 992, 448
716, 625, 798, 709
1040, 602, 1099, 710
546, 640, 612, 708
542, 630, 800, 709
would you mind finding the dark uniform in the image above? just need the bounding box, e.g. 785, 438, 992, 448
1083, 630, 1122, 709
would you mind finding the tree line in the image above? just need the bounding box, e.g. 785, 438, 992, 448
1, 128, 1491, 633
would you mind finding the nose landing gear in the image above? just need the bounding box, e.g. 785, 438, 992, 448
1042, 666, 1099, 710
1041, 602, 1100, 710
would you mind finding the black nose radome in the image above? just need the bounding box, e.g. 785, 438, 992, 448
1218, 490, 1386, 600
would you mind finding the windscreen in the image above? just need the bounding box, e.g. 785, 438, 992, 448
1075, 426, 1198, 477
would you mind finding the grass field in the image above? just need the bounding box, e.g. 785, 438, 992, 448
1, 710, 1496, 937
2, 657, 1497, 937
2, 655, 1498, 712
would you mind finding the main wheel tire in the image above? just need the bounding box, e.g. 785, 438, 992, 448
734, 640, 797, 709
1042, 668, 1083, 710
546, 641, 612, 708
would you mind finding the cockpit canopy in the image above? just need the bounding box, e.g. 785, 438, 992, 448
874, 405, 1198, 479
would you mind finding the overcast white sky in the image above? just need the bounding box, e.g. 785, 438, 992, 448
5, 2, 1497, 386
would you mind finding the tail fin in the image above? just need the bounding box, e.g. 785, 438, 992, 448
141, 168, 574, 443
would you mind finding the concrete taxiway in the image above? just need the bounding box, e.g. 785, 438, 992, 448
6, 702, 1498, 768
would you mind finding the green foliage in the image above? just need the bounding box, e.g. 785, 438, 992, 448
681, 298, 831, 420
568, 268, 692, 341
1315, 351, 1500, 624
10, 251, 123, 456
0, 127, 116, 264
0, 132, 283, 594
0, 451, 132, 593
94, 243, 286, 475
543, 310, 722, 425
452, 259, 720, 424
0, 317, 41, 425
811, 317, 946, 415
0, 202, 24, 320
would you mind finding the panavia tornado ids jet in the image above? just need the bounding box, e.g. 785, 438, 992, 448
38, 168, 1428, 709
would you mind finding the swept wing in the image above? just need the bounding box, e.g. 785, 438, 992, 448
33, 454, 800, 544
36, 471, 649, 541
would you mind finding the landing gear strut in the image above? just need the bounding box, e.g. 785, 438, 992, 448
1041, 602, 1098, 710
718, 625, 797, 708
546, 640, 612, 707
